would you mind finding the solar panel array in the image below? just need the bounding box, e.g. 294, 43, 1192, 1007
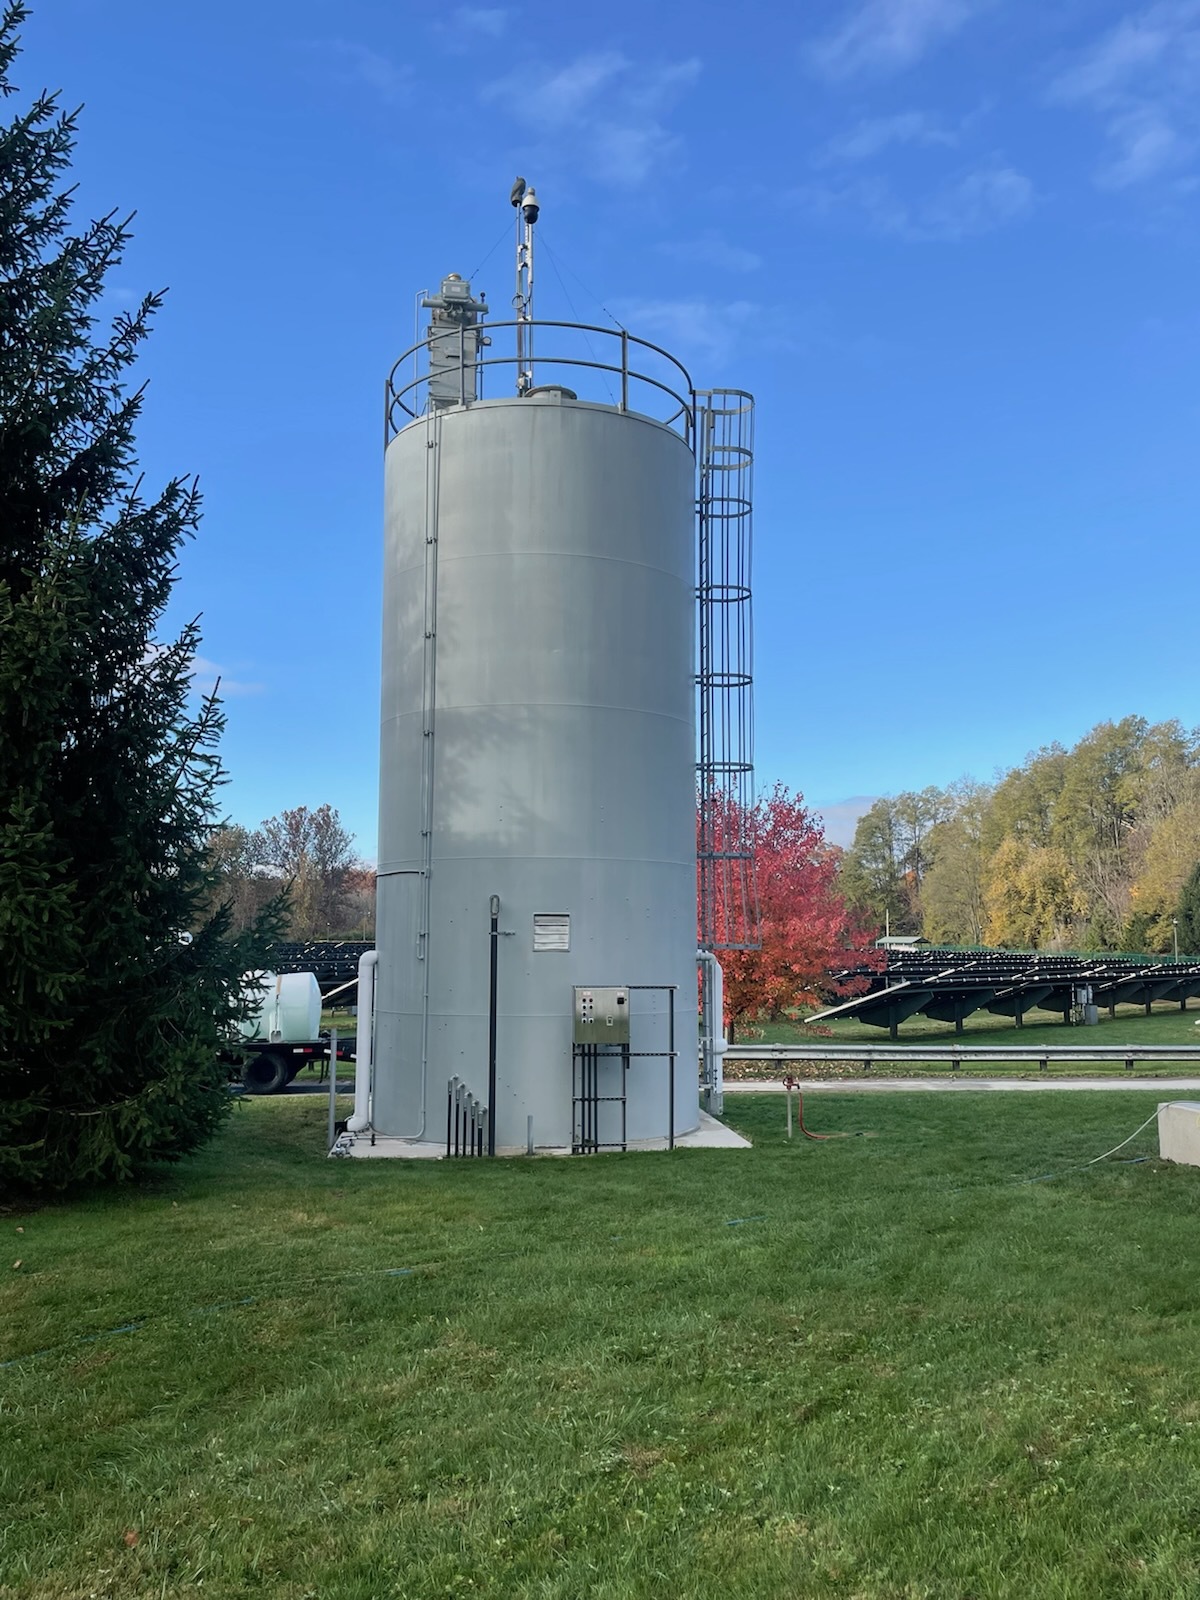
267, 941, 373, 995
261, 939, 1200, 1028
814, 947, 1200, 1032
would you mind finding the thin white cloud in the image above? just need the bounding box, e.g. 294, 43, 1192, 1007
143, 646, 265, 699
1048, 0, 1200, 188
430, 6, 510, 51
1103, 104, 1184, 185
922, 162, 1033, 234
190, 656, 265, 699
810, 0, 989, 79
817, 797, 879, 849
1051, 4, 1189, 102
816, 110, 958, 165
456, 6, 509, 35
305, 39, 412, 103
482, 51, 700, 185
657, 233, 763, 272
794, 160, 1034, 241
610, 297, 757, 365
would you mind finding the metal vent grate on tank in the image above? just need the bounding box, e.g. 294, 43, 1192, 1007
533, 913, 571, 952
696, 389, 760, 952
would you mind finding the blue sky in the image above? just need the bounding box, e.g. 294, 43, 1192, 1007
22, 0, 1200, 854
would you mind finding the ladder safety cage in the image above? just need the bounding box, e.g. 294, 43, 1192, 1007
696, 389, 760, 952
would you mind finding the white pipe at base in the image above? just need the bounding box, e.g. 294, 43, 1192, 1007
697, 948, 727, 1116
349, 949, 378, 1132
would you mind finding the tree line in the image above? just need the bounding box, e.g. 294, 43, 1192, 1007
207, 806, 375, 940
839, 717, 1200, 953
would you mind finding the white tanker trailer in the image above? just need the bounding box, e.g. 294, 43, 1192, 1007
224, 970, 355, 1095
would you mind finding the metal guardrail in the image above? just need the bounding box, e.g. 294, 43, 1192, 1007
724, 1044, 1200, 1072
384, 319, 696, 446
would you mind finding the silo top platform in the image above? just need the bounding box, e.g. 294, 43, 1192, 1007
385, 317, 695, 450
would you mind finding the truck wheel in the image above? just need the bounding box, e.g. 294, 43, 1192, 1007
242, 1049, 292, 1095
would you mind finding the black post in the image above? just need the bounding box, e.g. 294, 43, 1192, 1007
668, 987, 676, 1151
582, 1047, 589, 1152
587, 1047, 594, 1152
487, 894, 500, 1156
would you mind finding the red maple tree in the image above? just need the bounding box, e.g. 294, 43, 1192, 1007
700, 782, 881, 1029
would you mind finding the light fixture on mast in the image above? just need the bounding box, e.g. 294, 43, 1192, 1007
510, 176, 539, 394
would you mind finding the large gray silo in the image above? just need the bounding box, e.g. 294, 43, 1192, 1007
373, 270, 700, 1151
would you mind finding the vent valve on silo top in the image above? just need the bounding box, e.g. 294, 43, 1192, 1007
422, 273, 488, 409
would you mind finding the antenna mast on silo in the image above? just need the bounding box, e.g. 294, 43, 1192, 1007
510, 177, 539, 394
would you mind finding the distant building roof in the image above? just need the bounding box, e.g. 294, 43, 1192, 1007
876, 935, 931, 948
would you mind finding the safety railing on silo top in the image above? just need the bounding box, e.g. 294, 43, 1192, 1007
385, 318, 695, 450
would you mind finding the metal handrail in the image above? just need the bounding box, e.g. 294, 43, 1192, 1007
723, 1043, 1200, 1066
384, 318, 695, 448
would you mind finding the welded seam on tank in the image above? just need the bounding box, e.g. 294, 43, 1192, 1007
395, 702, 693, 719
390, 396, 694, 443
431, 551, 692, 581
384, 557, 689, 585
376, 855, 690, 872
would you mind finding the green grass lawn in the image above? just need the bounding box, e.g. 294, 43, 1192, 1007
4, 1093, 1200, 1598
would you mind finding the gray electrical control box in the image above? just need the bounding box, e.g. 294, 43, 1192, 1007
573, 986, 630, 1044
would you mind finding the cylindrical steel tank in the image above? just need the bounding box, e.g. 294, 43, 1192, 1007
374, 387, 697, 1149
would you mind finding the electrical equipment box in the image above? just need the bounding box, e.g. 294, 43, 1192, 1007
573, 986, 630, 1044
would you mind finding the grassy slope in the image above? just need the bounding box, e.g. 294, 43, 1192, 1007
3, 1094, 1200, 1599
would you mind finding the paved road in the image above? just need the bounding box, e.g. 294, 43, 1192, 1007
727, 1078, 1200, 1094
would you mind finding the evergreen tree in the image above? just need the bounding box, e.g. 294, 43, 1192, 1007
0, 5, 277, 1190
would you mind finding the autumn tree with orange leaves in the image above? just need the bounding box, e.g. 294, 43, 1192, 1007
702, 783, 880, 1031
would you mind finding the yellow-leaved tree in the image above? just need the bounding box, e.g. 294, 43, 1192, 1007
982, 837, 1087, 949
1127, 799, 1200, 953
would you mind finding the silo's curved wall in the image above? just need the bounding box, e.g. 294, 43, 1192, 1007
375, 391, 697, 1148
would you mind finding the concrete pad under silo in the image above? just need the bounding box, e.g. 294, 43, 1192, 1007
332, 1110, 749, 1160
